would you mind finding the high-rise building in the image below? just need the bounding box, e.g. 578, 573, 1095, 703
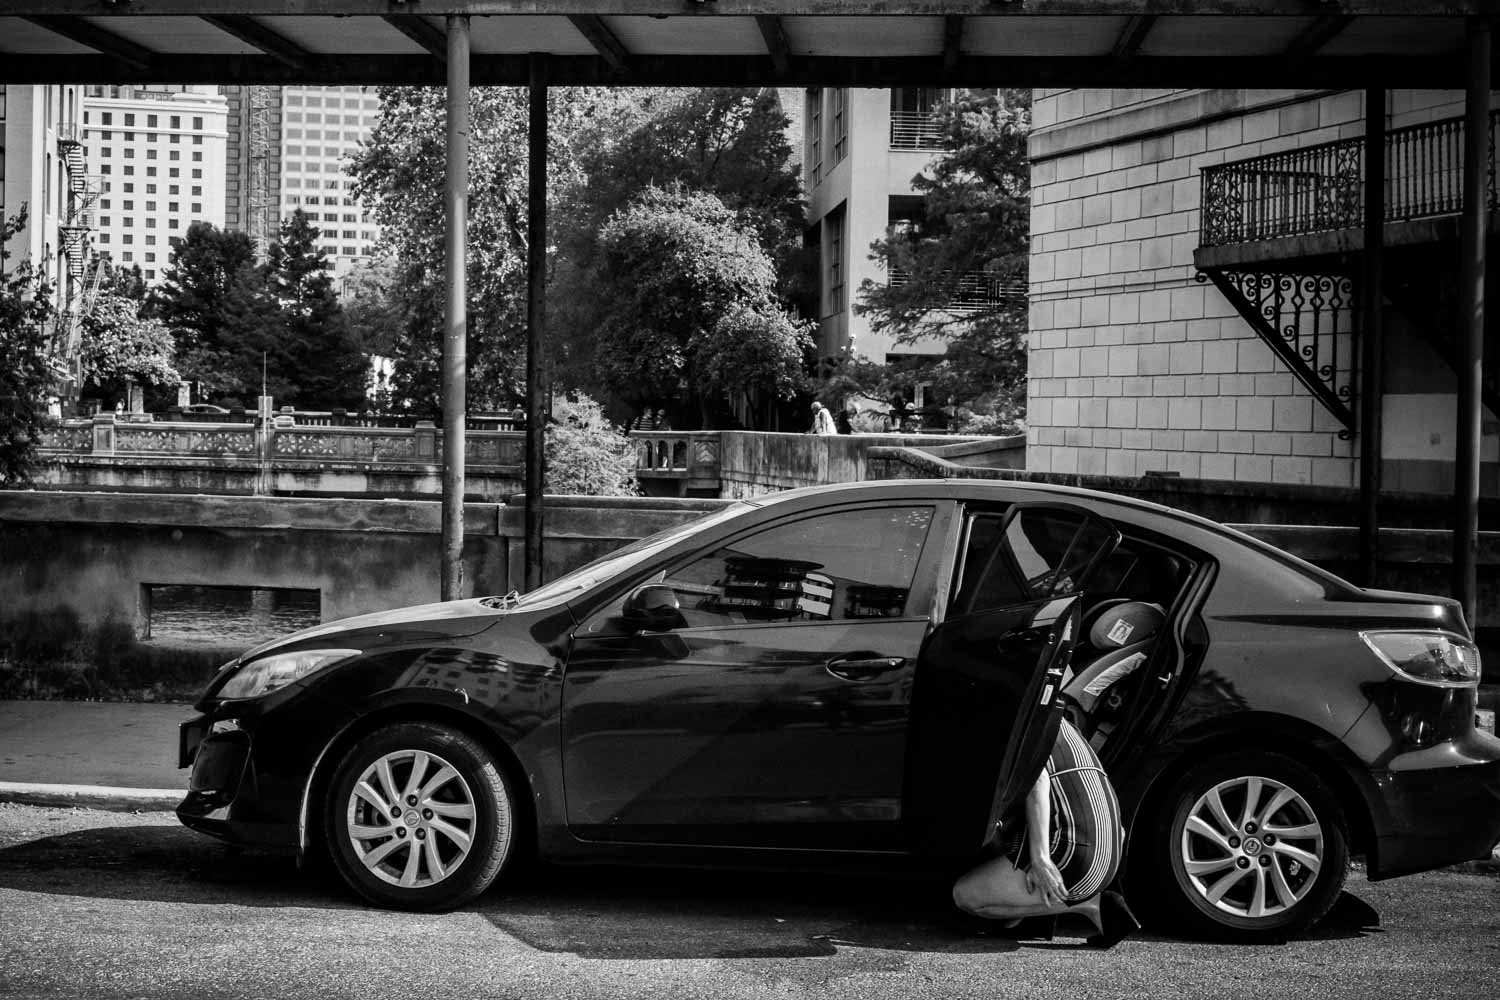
1, 85, 88, 308
223, 84, 283, 256
279, 85, 381, 286
82, 85, 227, 285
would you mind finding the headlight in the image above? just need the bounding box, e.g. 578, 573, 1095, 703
1360, 630, 1481, 688
216, 648, 360, 700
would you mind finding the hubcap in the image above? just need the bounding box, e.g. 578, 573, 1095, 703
1179, 774, 1324, 920
345, 749, 478, 889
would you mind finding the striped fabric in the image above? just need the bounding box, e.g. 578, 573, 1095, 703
1004, 719, 1125, 903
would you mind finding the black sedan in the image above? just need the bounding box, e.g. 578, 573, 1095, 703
177, 480, 1500, 941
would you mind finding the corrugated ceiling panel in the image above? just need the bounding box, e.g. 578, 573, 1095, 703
783, 16, 944, 57
257, 15, 428, 55
468, 15, 597, 55
78, 15, 263, 55
962, 16, 1124, 58
0, 18, 108, 54
604, 15, 766, 56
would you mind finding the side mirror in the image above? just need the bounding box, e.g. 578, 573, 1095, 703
622, 584, 684, 633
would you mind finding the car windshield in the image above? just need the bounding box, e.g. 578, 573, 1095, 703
510, 502, 755, 608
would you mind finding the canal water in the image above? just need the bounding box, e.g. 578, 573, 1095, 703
148, 585, 322, 646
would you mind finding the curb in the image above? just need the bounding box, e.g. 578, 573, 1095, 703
0, 781, 182, 813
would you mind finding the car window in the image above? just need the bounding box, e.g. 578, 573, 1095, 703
658, 506, 935, 627
955, 508, 1116, 614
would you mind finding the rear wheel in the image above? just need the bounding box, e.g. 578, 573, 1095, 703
1144, 751, 1348, 941
324, 722, 515, 911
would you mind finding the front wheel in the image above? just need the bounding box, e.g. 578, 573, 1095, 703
1145, 751, 1348, 941
324, 722, 515, 911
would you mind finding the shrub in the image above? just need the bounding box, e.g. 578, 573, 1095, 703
545, 391, 640, 497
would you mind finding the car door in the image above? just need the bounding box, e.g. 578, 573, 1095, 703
562, 502, 948, 850
905, 502, 1121, 857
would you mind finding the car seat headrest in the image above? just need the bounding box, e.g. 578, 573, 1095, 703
1087, 600, 1165, 650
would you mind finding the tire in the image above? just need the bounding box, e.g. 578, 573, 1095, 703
323, 722, 515, 912
1143, 750, 1348, 942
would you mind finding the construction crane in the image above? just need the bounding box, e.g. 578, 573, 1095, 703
247, 85, 276, 262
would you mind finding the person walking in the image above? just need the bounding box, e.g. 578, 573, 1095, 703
810, 401, 836, 436
951, 719, 1139, 948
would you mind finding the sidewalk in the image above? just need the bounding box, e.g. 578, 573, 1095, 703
0, 700, 191, 811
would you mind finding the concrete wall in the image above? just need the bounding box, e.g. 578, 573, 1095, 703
1026, 87, 1500, 491
0, 491, 728, 638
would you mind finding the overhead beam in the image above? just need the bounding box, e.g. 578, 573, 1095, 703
21, 15, 154, 70
943, 14, 964, 72
755, 14, 791, 75
200, 15, 310, 71
1112, 14, 1156, 60
1286, 14, 1355, 56
567, 14, 630, 74
0, 53, 1477, 90
383, 14, 448, 61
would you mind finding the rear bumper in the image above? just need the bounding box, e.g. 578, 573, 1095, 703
1366, 730, 1500, 880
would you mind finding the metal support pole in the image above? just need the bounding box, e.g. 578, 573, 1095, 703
1358, 88, 1385, 587
440, 14, 469, 601
524, 54, 549, 592
1454, 18, 1489, 630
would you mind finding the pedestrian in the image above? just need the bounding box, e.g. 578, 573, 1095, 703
631, 408, 655, 432
951, 719, 1139, 948
810, 401, 836, 435
835, 405, 854, 435
655, 408, 673, 431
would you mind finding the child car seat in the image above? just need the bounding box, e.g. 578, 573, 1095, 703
1062, 600, 1166, 718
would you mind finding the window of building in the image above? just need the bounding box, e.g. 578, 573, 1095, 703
342, 230, 356, 239
168, 184, 178, 195
146, 149, 157, 160
100, 165, 111, 175
169, 168, 179, 178
124, 131, 134, 141
100, 147, 111, 158
807, 89, 823, 188
147, 114, 157, 127
146, 167, 156, 177
831, 88, 848, 165
191, 185, 201, 196
169, 134, 179, 144
169, 236, 181, 248
343, 245, 357, 255
145, 201, 157, 212
825, 205, 846, 316
124, 166, 134, 175
286, 145, 301, 156
145, 251, 155, 261
146, 132, 157, 142
168, 202, 178, 213
121, 252, 133, 261
100, 130, 111, 140
170, 218, 181, 229
170, 115, 180, 129
190, 203, 201, 213
124, 113, 134, 126
323, 212, 338, 222
146, 218, 156, 228
98, 232, 109, 243
123, 200, 134, 210
146, 183, 156, 194
168, 150, 179, 161
101, 112, 112, 125
191, 168, 201, 178
192, 135, 202, 145
122, 234, 133, 244
191, 152, 202, 162
145, 269, 155, 279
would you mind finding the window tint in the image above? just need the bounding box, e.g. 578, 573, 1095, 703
661, 506, 933, 627
956, 508, 1115, 614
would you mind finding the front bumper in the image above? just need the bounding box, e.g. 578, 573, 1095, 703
1366, 729, 1500, 880
176, 689, 353, 854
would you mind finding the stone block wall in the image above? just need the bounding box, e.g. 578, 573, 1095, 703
1027, 88, 1375, 486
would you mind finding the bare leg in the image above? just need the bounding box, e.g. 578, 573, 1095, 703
952, 856, 1103, 927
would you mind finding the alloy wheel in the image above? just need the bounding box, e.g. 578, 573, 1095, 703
345, 748, 479, 888
1179, 774, 1324, 920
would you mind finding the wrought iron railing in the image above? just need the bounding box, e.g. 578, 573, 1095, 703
1201, 110, 1500, 247
888, 266, 1027, 313
889, 110, 946, 151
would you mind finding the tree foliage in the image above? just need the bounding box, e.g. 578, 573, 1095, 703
0, 208, 55, 486
79, 284, 179, 407
855, 90, 1032, 414
151, 214, 366, 408
592, 187, 812, 428
544, 391, 639, 497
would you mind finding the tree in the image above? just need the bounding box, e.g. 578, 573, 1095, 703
552, 88, 814, 399
78, 286, 179, 410
592, 187, 812, 428
545, 391, 639, 497
151, 222, 257, 402
855, 90, 1032, 416
0, 208, 55, 486
258, 211, 368, 409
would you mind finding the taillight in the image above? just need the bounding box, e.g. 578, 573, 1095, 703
1360, 630, 1481, 688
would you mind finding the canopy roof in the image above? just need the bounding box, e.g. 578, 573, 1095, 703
0, 2, 1491, 87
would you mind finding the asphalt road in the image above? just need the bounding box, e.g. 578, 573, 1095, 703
0, 804, 1494, 1000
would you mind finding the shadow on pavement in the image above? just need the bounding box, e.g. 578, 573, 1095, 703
0, 824, 359, 910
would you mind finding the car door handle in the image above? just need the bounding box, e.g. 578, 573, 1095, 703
826, 656, 907, 682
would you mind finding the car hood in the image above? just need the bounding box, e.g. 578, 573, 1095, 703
234, 598, 504, 664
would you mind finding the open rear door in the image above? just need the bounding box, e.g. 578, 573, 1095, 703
905, 503, 1120, 857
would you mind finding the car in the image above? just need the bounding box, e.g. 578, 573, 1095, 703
179, 403, 231, 415
175, 479, 1500, 940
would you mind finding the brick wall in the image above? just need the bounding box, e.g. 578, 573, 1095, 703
1027, 88, 1373, 487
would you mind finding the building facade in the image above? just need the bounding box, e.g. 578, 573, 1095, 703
83, 85, 228, 285
279, 85, 381, 287
1027, 88, 1499, 493
803, 87, 958, 366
